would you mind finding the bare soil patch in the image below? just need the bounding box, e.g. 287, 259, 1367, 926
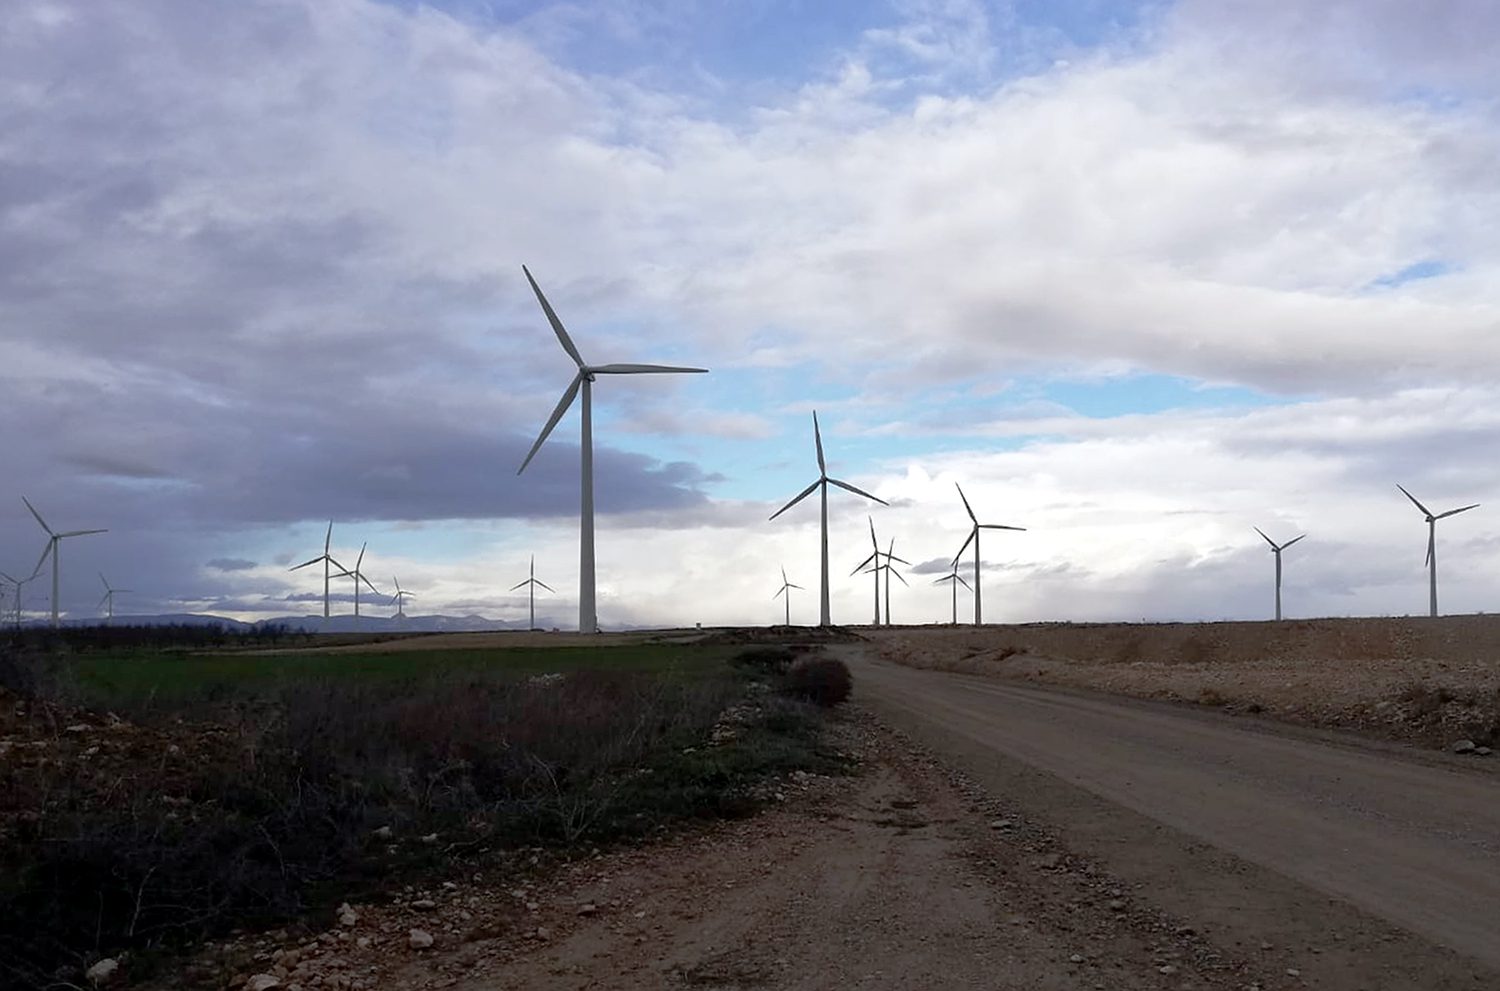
867, 616, 1500, 751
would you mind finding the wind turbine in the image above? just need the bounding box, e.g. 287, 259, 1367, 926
97, 573, 132, 625
391, 577, 416, 619
516, 266, 708, 634
23, 497, 107, 629
850, 517, 883, 625
510, 556, 555, 631
1253, 527, 1304, 622
334, 543, 382, 621
952, 483, 1025, 626
879, 536, 910, 626
933, 566, 971, 625
289, 521, 346, 619
770, 411, 888, 627
0, 569, 41, 628
773, 566, 804, 626
1397, 484, 1479, 618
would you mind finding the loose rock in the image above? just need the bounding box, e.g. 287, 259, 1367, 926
245, 975, 282, 991
408, 929, 434, 950
85, 958, 120, 986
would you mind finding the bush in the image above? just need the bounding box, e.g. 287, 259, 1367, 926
780, 657, 852, 708
730, 646, 795, 674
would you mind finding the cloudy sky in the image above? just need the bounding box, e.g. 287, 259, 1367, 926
5, 0, 1500, 629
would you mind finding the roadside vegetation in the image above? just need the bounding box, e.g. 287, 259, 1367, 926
0, 632, 851, 989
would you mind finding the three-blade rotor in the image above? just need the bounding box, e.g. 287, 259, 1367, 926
770, 413, 887, 521
1254, 526, 1305, 553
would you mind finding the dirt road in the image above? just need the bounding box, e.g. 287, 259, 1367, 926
850, 650, 1500, 986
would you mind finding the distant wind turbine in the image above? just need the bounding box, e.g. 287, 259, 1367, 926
289, 521, 346, 619
770, 411, 888, 626
98, 572, 132, 625
933, 566, 971, 625
879, 536, 910, 626
516, 265, 708, 634
1397, 484, 1479, 618
1253, 527, 1305, 622
390, 576, 416, 619
0, 569, 42, 629
334, 543, 382, 621
952, 484, 1025, 626
850, 517, 883, 625
509, 555, 555, 631
773, 566, 804, 626
23, 497, 107, 629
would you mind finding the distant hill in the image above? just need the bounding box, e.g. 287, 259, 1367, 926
19, 613, 562, 634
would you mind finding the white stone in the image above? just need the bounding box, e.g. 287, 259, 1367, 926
85, 958, 119, 985
408, 929, 434, 950
245, 975, 282, 991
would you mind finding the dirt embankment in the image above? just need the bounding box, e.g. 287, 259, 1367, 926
866, 616, 1500, 752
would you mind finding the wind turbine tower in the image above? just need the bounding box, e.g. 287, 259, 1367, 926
1398, 484, 1479, 618
952, 484, 1025, 626
98, 573, 132, 625
23, 497, 107, 629
510, 556, 555, 631
773, 566, 804, 626
851, 517, 883, 625
289, 521, 345, 619
517, 266, 708, 634
1253, 527, 1304, 622
770, 412, 888, 626
880, 536, 910, 626
933, 566, 971, 625
335, 543, 382, 620
391, 577, 416, 619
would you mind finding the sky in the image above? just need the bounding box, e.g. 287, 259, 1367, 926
4, 0, 1500, 629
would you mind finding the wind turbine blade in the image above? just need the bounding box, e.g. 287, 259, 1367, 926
99, 572, 109, 590
931, 574, 951, 585
773, 587, 786, 600
360, 573, 381, 594
1426, 530, 1434, 568
518, 372, 584, 474
869, 516, 878, 552
955, 483, 976, 524
21, 497, 53, 535
769, 479, 821, 520
98, 592, 109, 608
591, 363, 708, 374
0, 571, 15, 584
509, 579, 530, 591
979, 523, 1026, 531
812, 411, 826, 475
781, 565, 789, 584
1396, 484, 1432, 518
955, 574, 971, 590
1436, 503, 1480, 519
954, 528, 976, 564
1253, 526, 1277, 549
58, 529, 107, 538
891, 569, 909, 587
889, 554, 911, 566
33, 542, 53, 579
827, 477, 887, 505
289, 556, 322, 571
536, 581, 555, 593
1282, 534, 1306, 548
356, 543, 367, 569
850, 552, 876, 576
327, 556, 347, 573
324, 520, 333, 553
522, 265, 585, 369
788, 582, 804, 590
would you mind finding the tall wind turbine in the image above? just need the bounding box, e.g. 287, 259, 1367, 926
1253, 527, 1304, 622
850, 517, 883, 625
770, 411, 888, 627
516, 266, 708, 634
879, 536, 910, 626
289, 521, 345, 619
335, 543, 382, 621
933, 566, 971, 625
1398, 484, 1479, 618
0, 569, 41, 629
23, 497, 107, 629
952, 484, 1025, 626
391, 577, 416, 619
510, 555, 555, 631
97, 572, 132, 625
773, 566, 804, 626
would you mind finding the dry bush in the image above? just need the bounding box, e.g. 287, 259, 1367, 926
780, 657, 852, 708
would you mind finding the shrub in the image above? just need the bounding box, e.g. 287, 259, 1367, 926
730, 646, 795, 675
780, 657, 852, 708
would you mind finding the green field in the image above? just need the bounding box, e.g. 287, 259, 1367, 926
55, 643, 740, 708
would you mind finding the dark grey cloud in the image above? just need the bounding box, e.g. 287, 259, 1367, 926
206, 558, 258, 572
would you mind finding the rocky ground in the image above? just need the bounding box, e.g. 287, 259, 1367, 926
864, 616, 1500, 753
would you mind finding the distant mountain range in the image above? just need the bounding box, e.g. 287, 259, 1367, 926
19, 613, 563, 634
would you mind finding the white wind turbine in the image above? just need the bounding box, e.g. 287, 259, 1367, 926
1397, 484, 1479, 618
97, 572, 132, 625
289, 521, 346, 619
770, 411, 888, 627
390, 577, 416, 619
952, 483, 1025, 626
933, 565, 971, 625
334, 543, 382, 621
1253, 527, 1304, 622
516, 266, 708, 634
879, 536, 910, 626
23, 497, 107, 629
773, 566, 804, 626
850, 517, 883, 625
510, 555, 555, 631
0, 569, 41, 628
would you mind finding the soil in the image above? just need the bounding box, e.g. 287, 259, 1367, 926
864, 616, 1500, 750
